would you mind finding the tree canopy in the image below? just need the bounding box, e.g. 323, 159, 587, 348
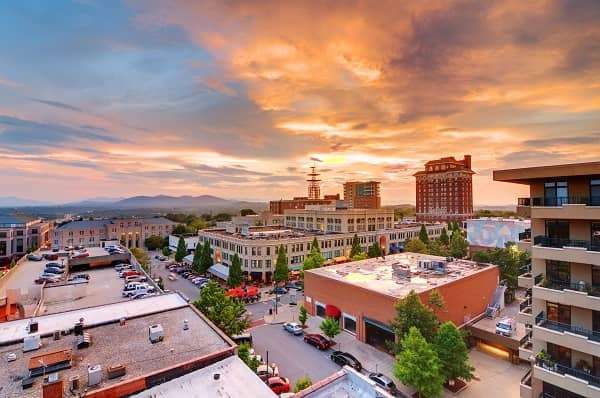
439, 227, 449, 245
193, 281, 249, 336
367, 241, 382, 258
303, 239, 325, 272
392, 290, 439, 345
349, 234, 363, 258
144, 235, 167, 251
472, 243, 529, 292
419, 224, 430, 244
175, 235, 187, 262
448, 231, 469, 258
320, 317, 341, 341
404, 238, 428, 254
273, 245, 289, 283
240, 208, 257, 216
434, 321, 474, 383
227, 253, 243, 287
192, 242, 203, 274
199, 240, 213, 274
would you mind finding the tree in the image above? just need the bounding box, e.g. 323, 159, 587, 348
161, 246, 170, 257
303, 239, 325, 273
227, 253, 243, 287
351, 252, 368, 261
449, 232, 469, 258
240, 208, 257, 216
427, 289, 445, 315
173, 224, 192, 235
310, 237, 321, 255
439, 227, 449, 245
419, 224, 430, 244
131, 247, 150, 273
193, 281, 249, 336
192, 242, 203, 273
404, 238, 427, 254
175, 236, 187, 262
472, 244, 529, 293
299, 305, 308, 328
391, 290, 439, 345
434, 321, 474, 383
274, 245, 289, 283
394, 327, 444, 398
349, 234, 362, 258
238, 342, 260, 372
367, 241, 382, 258
427, 239, 448, 257
144, 235, 165, 251
320, 317, 340, 342
294, 376, 313, 393
199, 240, 213, 273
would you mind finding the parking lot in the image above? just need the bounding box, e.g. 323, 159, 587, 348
148, 253, 202, 301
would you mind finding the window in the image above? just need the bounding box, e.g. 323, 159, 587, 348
546, 302, 571, 325
546, 260, 570, 284
544, 181, 568, 205
591, 179, 600, 206
545, 220, 569, 241
343, 313, 356, 334
316, 302, 326, 317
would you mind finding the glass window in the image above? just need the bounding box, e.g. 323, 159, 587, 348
546, 260, 570, 283
591, 179, 600, 206
547, 342, 571, 367
547, 302, 571, 325
316, 303, 326, 317
544, 181, 568, 205
545, 220, 569, 241
343, 314, 356, 334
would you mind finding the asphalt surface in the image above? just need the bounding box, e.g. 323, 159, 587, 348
148, 252, 201, 301
250, 323, 342, 387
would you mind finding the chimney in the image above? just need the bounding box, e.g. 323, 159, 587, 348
42, 377, 63, 398
463, 155, 472, 170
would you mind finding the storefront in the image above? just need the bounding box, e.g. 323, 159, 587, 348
364, 317, 395, 353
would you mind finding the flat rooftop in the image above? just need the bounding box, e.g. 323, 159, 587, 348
307, 252, 495, 298
0, 304, 231, 398
493, 161, 600, 184
130, 355, 276, 398
295, 367, 393, 398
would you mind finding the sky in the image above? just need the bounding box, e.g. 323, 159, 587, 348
1, 0, 599, 205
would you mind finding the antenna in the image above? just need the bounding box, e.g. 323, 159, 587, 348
306, 165, 321, 200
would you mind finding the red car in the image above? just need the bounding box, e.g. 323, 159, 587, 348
267, 376, 290, 394
303, 333, 332, 350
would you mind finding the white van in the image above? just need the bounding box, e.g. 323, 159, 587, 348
123, 284, 154, 297
495, 317, 516, 337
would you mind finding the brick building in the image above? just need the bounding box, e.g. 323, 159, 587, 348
0, 216, 51, 264
269, 194, 340, 215
343, 181, 381, 209
414, 155, 474, 222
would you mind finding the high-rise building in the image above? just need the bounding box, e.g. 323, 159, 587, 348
414, 155, 474, 222
343, 181, 381, 209
494, 161, 600, 398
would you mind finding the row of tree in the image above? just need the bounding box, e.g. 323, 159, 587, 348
404, 224, 469, 259
472, 243, 530, 297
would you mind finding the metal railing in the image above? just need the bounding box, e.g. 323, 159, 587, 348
519, 230, 531, 241
533, 236, 600, 253
520, 368, 532, 386
534, 273, 544, 285
519, 330, 532, 349
535, 357, 600, 388
539, 277, 600, 298
520, 296, 532, 312
535, 314, 600, 343
519, 263, 532, 276
523, 196, 600, 206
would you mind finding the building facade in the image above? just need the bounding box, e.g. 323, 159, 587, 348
303, 253, 499, 352
466, 217, 531, 253
0, 216, 51, 263
494, 162, 600, 398
414, 155, 474, 222
283, 206, 394, 233
343, 181, 381, 209
269, 195, 340, 215
198, 222, 445, 282
53, 217, 176, 249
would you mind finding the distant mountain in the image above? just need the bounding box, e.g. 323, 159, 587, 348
112, 195, 265, 209
66, 197, 125, 207
0, 196, 56, 207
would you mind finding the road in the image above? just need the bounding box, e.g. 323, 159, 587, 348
250, 323, 341, 387
148, 252, 201, 301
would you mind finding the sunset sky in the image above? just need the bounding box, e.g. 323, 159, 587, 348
1, 1, 599, 205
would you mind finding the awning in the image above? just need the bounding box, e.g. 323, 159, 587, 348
364, 316, 394, 334
325, 304, 341, 318
208, 263, 229, 280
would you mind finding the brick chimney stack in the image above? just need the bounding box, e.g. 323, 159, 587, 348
463, 155, 472, 170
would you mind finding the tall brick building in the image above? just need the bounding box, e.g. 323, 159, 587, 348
343, 181, 381, 209
414, 155, 474, 222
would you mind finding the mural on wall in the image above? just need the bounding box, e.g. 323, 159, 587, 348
467, 219, 530, 249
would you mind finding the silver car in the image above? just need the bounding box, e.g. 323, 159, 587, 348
282, 322, 303, 335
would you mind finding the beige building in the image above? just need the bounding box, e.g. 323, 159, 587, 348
283, 206, 394, 233
494, 161, 600, 398
198, 220, 444, 282
0, 216, 51, 262
53, 217, 176, 249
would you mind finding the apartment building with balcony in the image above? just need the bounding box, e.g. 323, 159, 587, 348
494, 161, 600, 398
0, 216, 51, 264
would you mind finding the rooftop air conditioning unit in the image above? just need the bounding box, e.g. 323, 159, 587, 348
69, 375, 80, 391
28, 321, 38, 334
88, 364, 102, 387
149, 324, 164, 343
23, 334, 41, 352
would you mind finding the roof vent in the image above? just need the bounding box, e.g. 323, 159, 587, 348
69, 375, 80, 392
88, 364, 102, 387
53, 330, 61, 340
183, 320, 189, 330
214, 373, 220, 381
119, 318, 126, 326
6, 352, 17, 362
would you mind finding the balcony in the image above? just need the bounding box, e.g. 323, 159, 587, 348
518, 264, 534, 289
519, 330, 533, 361
534, 313, 600, 357
534, 357, 600, 398
520, 196, 600, 220
520, 368, 533, 398
518, 297, 533, 325
533, 278, 600, 312
518, 197, 532, 218
533, 236, 600, 265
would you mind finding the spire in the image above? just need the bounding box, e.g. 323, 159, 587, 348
307, 165, 321, 199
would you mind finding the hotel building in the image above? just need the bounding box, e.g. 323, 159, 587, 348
414, 155, 474, 222
494, 162, 600, 398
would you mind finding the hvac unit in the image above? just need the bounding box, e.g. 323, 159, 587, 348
69, 375, 80, 391
28, 321, 39, 333
23, 334, 41, 352
148, 324, 164, 343
107, 364, 126, 379
87, 364, 102, 386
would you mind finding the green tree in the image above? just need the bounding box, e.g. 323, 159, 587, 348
161, 246, 170, 257
240, 208, 257, 216
173, 224, 193, 235
227, 253, 243, 287
294, 376, 313, 393
320, 317, 341, 342
367, 241, 382, 258
193, 281, 249, 336
349, 234, 362, 258
427, 239, 448, 257
131, 247, 150, 273
192, 242, 203, 273
144, 235, 165, 251
439, 227, 449, 245
394, 327, 444, 398
391, 290, 439, 345
434, 321, 474, 383
238, 342, 260, 372
404, 238, 428, 254
303, 240, 325, 273
199, 240, 213, 273
419, 224, 430, 244
274, 245, 289, 283
175, 236, 187, 262
310, 237, 321, 255
299, 305, 308, 327
427, 289, 445, 314
472, 243, 529, 293
351, 252, 368, 261
449, 232, 469, 258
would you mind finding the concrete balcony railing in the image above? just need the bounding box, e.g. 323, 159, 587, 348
533, 236, 600, 266
534, 313, 600, 357
519, 369, 533, 398
534, 357, 600, 398
518, 196, 600, 220
518, 297, 533, 325
518, 263, 534, 289
518, 330, 533, 362
533, 278, 600, 312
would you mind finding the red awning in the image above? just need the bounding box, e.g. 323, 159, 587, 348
325, 304, 341, 318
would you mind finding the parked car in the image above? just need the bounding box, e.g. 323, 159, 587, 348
71, 251, 89, 259
158, 255, 167, 261
495, 317, 516, 337
231, 333, 253, 345
125, 275, 147, 283
35, 275, 60, 284
42, 253, 59, 261
131, 292, 149, 300
123, 284, 154, 297
168, 273, 177, 281
44, 267, 64, 275
267, 377, 290, 394
114, 263, 132, 271
369, 373, 399, 395
41, 273, 62, 281
119, 270, 140, 278
330, 351, 362, 371
303, 334, 332, 350
46, 262, 65, 269
271, 286, 288, 295
282, 322, 303, 335
27, 254, 43, 261
69, 274, 90, 281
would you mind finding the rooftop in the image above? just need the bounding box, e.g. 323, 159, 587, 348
55, 219, 109, 230
306, 252, 495, 298
0, 304, 232, 398
130, 355, 276, 398
295, 366, 393, 398
0, 215, 38, 227
493, 161, 600, 184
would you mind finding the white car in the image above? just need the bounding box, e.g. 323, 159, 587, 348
282, 322, 303, 335
495, 317, 515, 337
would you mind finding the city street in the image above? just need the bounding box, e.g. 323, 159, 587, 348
148, 252, 201, 301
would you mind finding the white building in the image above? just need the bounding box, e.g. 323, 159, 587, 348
466, 217, 530, 251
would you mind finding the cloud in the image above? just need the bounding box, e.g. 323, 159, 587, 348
30, 98, 85, 112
